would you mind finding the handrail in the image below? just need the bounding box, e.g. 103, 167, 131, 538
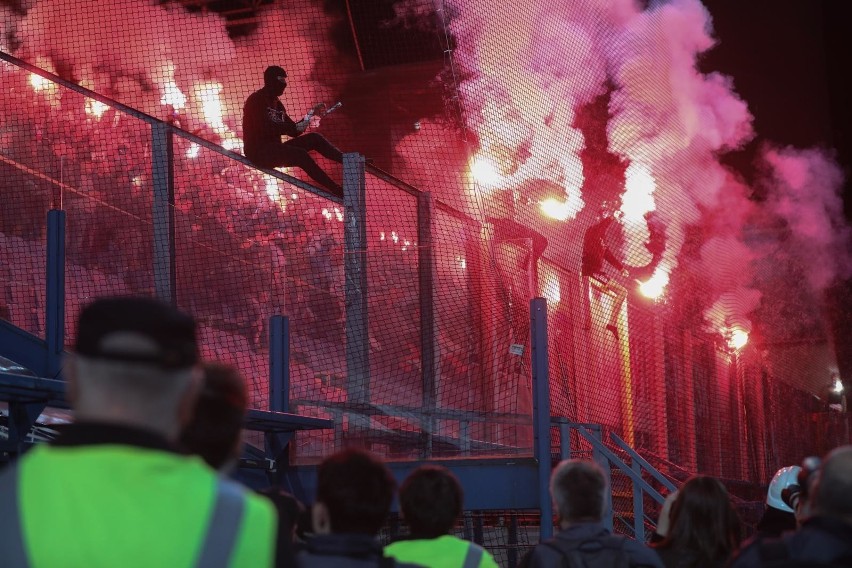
573, 425, 665, 503
0, 49, 341, 204
551, 420, 674, 541
610, 432, 677, 493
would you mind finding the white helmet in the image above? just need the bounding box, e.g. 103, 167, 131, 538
766, 465, 801, 513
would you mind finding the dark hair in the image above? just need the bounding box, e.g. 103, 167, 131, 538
258, 488, 304, 541
550, 460, 606, 523
179, 362, 247, 469
316, 448, 396, 535
815, 446, 852, 519
656, 476, 741, 563
399, 465, 463, 538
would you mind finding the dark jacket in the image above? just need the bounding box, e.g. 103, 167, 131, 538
653, 545, 728, 568
729, 516, 852, 567
524, 522, 664, 568
295, 533, 424, 568
242, 87, 301, 162
582, 217, 624, 277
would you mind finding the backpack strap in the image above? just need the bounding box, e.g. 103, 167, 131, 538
543, 539, 589, 568
462, 542, 485, 568
195, 478, 247, 568
0, 464, 31, 568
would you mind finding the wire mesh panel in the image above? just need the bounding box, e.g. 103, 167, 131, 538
1, 0, 850, 512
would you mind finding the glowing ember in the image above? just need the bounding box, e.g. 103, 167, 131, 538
334, 207, 343, 222
540, 198, 571, 221
85, 99, 109, 119
194, 81, 227, 135
186, 143, 200, 159
469, 154, 502, 187
620, 162, 657, 221
222, 138, 243, 152
29, 73, 50, 91
727, 327, 749, 351
457, 256, 466, 270
322, 208, 332, 220
833, 376, 844, 394
638, 268, 670, 299
264, 175, 279, 201
159, 63, 187, 110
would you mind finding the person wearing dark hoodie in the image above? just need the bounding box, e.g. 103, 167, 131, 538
243, 65, 344, 197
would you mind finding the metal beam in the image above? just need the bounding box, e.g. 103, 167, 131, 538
531, 297, 553, 540
343, 153, 369, 405
151, 122, 175, 305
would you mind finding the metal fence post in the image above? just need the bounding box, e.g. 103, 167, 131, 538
531, 297, 553, 540
343, 153, 369, 405
151, 122, 175, 305
269, 315, 289, 413
418, 191, 436, 457
45, 209, 65, 378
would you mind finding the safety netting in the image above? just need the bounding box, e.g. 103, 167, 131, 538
1, 0, 849, 517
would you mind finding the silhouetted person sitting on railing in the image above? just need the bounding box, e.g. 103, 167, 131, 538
243, 66, 344, 198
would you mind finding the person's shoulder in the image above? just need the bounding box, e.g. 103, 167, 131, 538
605, 534, 664, 567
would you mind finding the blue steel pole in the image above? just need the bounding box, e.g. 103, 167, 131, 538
45, 210, 65, 378
531, 297, 553, 540
269, 315, 289, 413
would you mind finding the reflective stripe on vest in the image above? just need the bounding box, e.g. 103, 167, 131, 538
196, 478, 247, 568
0, 464, 30, 568
0, 463, 246, 568
462, 542, 484, 568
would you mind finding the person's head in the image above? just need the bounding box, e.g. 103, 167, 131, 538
312, 448, 396, 536
661, 476, 740, 561
67, 296, 200, 440
399, 465, 464, 539
258, 487, 305, 543
550, 459, 607, 526
179, 362, 248, 471
263, 65, 287, 96
812, 445, 852, 524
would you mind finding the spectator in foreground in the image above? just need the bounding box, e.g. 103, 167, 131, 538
179, 361, 248, 471
259, 487, 306, 568
385, 465, 498, 568
730, 446, 852, 567
650, 476, 741, 568
522, 459, 663, 568
0, 297, 276, 567
296, 448, 421, 568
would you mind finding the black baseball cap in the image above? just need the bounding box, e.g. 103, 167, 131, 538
75, 297, 198, 369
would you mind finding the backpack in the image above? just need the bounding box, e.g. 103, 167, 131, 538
542, 535, 631, 568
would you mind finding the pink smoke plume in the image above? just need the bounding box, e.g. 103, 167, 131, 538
421, 0, 767, 334
762, 145, 852, 290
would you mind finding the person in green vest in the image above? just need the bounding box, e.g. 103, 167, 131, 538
385, 465, 499, 568
0, 296, 276, 568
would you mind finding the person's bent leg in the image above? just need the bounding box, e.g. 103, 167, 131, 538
271, 146, 342, 198
285, 133, 343, 163
606, 281, 628, 338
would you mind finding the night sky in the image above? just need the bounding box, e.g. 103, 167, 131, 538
700, 0, 852, 381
